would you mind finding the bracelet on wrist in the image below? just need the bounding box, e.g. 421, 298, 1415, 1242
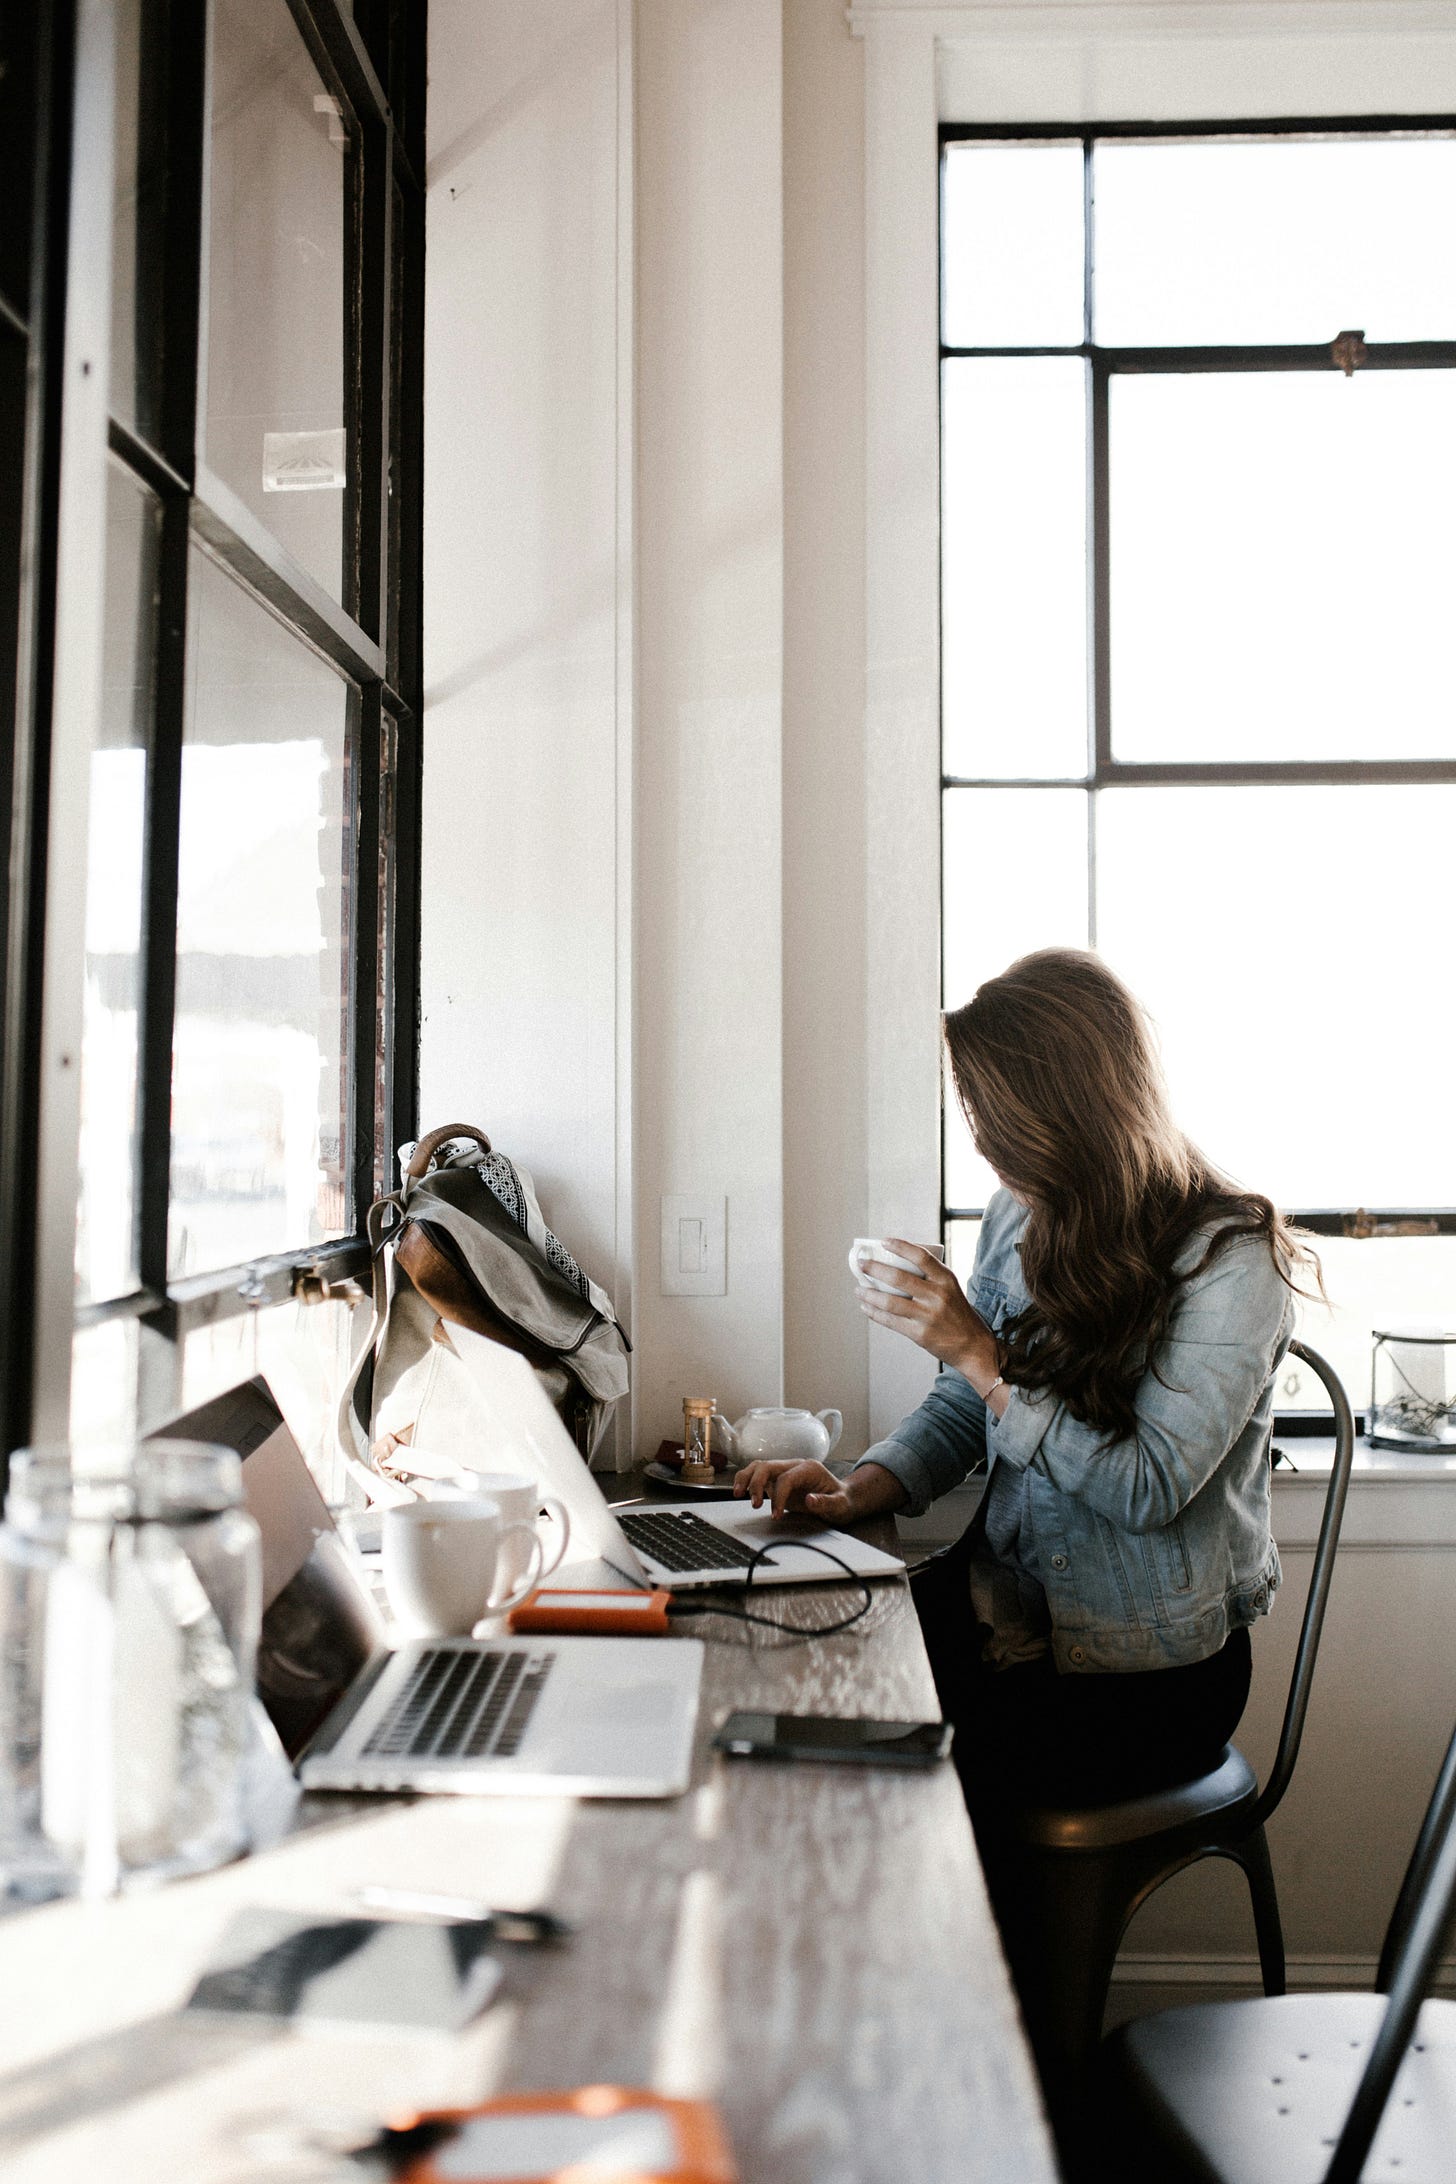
982, 1373, 1005, 1404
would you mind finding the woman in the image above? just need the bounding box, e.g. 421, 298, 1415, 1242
734, 948, 1313, 1815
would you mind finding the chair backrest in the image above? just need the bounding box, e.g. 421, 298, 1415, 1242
1323, 1714, 1456, 2184
1248, 1339, 1355, 1831
1376, 1718, 1456, 1993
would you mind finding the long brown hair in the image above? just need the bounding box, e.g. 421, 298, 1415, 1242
943, 949, 1316, 1438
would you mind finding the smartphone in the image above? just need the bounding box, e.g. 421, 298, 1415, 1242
713, 1710, 952, 1767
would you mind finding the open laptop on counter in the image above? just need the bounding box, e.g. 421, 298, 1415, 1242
447, 1325, 906, 1593
156, 1381, 704, 1800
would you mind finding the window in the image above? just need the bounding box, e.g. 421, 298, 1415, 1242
2, 0, 424, 1475
940, 122, 1456, 1411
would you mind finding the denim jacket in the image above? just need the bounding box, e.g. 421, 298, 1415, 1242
856, 1190, 1294, 1673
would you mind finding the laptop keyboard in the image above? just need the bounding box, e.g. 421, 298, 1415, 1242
618, 1509, 769, 1574
363, 1646, 555, 1761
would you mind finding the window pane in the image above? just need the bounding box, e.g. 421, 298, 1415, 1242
1094, 136, 1456, 348
205, 0, 353, 602
946, 1217, 982, 1287
180, 1294, 359, 1502
70, 1319, 140, 1449
170, 550, 353, 1279
943, 787, 1089, 1207
1288, 1237, 1456, 1422
942, 358, 1088, 780
111, 0, 168, 439
1095, 785, 1456, 1208
942, 142, 1084, 349
77, 466, 159, 1306
1110, 372, 1456, 763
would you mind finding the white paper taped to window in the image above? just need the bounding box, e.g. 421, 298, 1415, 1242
263, 428, 346, 492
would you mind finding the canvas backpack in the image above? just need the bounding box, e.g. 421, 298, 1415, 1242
338, 1123, 630, 1501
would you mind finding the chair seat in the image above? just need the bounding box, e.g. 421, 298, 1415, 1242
1110, 1992, 1456, 2184
1013, 1744, 1260, 1852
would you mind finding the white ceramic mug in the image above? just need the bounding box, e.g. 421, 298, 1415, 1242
382, 1497, 544, 1638
848, 1237, 946, 1296
442, 1470, 570, 1602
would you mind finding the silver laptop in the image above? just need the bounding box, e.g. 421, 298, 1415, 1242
447, 1327, 906, 1593
296, 1628, 703, 1799
160, 1379, 704, 1800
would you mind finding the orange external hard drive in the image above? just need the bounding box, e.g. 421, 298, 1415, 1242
375, 2086, 736, 2183
507, 1587, 672, 1636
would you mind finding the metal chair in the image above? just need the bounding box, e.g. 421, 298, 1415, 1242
999, 1340, 1356, 2080
1104, 1713, 1456, 2184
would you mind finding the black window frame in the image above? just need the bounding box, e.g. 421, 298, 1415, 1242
939, 114, 1456, 1245
1, 0, 425, 1474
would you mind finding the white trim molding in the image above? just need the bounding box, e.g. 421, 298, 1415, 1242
861, 15, 944, 1442
848, 2, 1456, 34
612, 0, 636, 1471
34, 0, 118, 1439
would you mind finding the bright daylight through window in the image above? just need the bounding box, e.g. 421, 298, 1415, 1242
939, 125, 1456, 1413
57, 0, 425, 1471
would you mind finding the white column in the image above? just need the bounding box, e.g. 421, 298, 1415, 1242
633, 0, 787, 1452
861, 18, 944, 1441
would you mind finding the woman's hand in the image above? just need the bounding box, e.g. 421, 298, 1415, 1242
733, 1459, 907, 1523
856, 1241, 1002, 1397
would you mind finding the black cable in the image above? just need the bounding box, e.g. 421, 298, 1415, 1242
665, 1537, 875, 1641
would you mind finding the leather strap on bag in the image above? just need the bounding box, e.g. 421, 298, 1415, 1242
405, 1124, 491, 1180
362, 1127, 495, 1332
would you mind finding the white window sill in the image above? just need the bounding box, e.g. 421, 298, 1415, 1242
1273, 1438, 1456, 1548
893, 1447, 1456, 1556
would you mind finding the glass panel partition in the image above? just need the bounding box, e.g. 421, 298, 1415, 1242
169, 549, 353, 1278
76, 465, 160, 1306
204, 0, 354, 600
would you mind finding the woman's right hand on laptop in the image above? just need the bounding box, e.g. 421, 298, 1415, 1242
733, 1459, 908, 1524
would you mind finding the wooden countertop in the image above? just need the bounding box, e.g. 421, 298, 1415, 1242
0, 1505, 1058, 2184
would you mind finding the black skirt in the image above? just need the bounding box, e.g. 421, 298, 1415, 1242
911, 1521, 1253, 1813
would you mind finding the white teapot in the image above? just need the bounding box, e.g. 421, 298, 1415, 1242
715, 1406, 843, 1466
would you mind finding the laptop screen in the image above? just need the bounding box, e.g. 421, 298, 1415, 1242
151, 1378, 384, 1756
445, 1326, 649, 1580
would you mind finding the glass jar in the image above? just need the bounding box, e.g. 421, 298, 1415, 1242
1369, 1328, 1456, 1453
0, 1440, 261, 1899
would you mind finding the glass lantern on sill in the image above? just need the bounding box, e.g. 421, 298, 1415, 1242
1368, 1328, 1456, 1453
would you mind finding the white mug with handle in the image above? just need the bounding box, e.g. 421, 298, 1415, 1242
382, 1497, 544, 1638
442, 1470, 570, 1604
848, 1237, 946, 1296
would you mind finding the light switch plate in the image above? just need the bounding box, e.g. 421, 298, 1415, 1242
660, 1195, 727, 1296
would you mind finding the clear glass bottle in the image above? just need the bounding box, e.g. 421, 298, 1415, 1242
0, 1440, 261, 1899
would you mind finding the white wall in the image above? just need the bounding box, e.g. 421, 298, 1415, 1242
424, 0, 881, 1463
1127, 1467, 1456, 1979
632, 0, 787, 1453
422, 0, 633, 1450
783, 2, 873, 1452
